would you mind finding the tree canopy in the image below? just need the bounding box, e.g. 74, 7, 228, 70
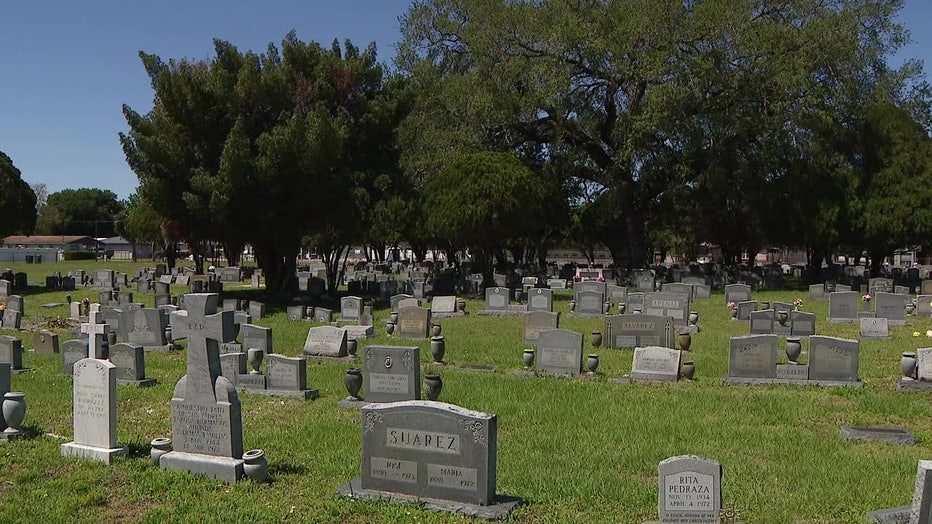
0, 151, 37, 239
35, 188, 123, 238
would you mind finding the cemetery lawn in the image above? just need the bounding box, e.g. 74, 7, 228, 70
0, 260, 930, 523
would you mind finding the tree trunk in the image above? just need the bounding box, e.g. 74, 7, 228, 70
869, 249, 886, 278
319, 243, 348, 294
222, 241, 243, 267
254, 241, 298, 297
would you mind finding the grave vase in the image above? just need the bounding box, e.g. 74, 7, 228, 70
679, 332, 691, 352
2, 392, 26, 436
385, 322, 395, 337
150, 437, 172, 466
456, 299, 466, 312
731, 307, 738, 319
589, 330, 603, 349
786, 338, 802, 363
389, 312, 399, 324
906, 302, 916, 315
344, 368, 363, 399
586, 354, 599, 374
568, 300, 576, 312
431, 323, 442, 337
346, 338, 358, 357
618, 303, 626, 314
247, 348, 264, 375
761, 301, 770, 311
522, 349, 535, 369
423, 374, 442, 401
515, 290, 523, 303
305, 306, 314, 318
688, 311, 699, 326
682, 361, 695, 380
243, 449, 268, 482
901, 352, 917, 380
430, 336, 446, 364
777, 310, 789, 326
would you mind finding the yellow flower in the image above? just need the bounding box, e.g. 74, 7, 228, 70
914, 331, 922, 337
926, 330, 932, 338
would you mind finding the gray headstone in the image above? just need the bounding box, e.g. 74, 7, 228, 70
341, 296, 363, 321
749, 310, 774, 335
575, 281, 606, 296
162, 293, 243, 484
397, 306, 431, 340
526, 288, 553, 312
247, 301, 265, 320
604, 314, 675, 349
314, 307, 333, 323
0, 280, 10, 297
657, 455, 722, 523
109, 343, 148, 382
70, 302, 82, 320
630, 346, 681, 382
829, 291, 859, 321
574, 290, 604, 316
0, 335, 23, 370
917, 348, 932, 381
547, 278, 567, 289
303, 326, 348, 358
692, 284, 712, 300
911, 460, 932, 524
61, 358, 126, 463
661, 282, 693, 303
241, 324, 273, 354
727, 335, 778, 379
5, 295, 23, 313
358, 400, 497, 505
33, 330, 59, 354
790, 310, 816, 337
62, 340, 87, 375
523, 311, 560, 346
735, 301, 757, 321
643, 292, 689, 325
127, 308, 168, 348
484, 287, 509, 311
219, 352, 246, 387
860, 317, 890, 339
265, 354, 307, 391
286, 305, 306, 321
536, 329, 583, 377
874, 292, 906, 324
362, 345, 420, 403
724, 284, 752, 304
390, 294, 414, 313
430, 296, 457, 314
808, 336, 859, 382
0, 309, 21, 330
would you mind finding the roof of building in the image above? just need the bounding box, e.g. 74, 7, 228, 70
2, 235, 97, 245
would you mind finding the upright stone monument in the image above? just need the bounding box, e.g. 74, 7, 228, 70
61, 358, 127, 463
159, 293, 246, 484
653, 455, 722, 524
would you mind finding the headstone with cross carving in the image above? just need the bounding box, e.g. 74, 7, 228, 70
158, 293, 245, 484
80, 320, 109, 360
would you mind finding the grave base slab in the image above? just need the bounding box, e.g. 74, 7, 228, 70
61, 442, 127, 464
159, 451, 244, 484
117, 378, 158, 388
722, 377, 863, 388
337, 397, 370, 409
337, 477, 522, 521
897, 378, 932, 391
866, 505, 911, 523
239, 387, 319, 400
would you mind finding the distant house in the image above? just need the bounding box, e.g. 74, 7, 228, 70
2, 235, 98, 251
99, 236, 154, 260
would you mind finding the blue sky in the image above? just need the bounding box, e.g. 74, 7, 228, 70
0, 1, 929, 201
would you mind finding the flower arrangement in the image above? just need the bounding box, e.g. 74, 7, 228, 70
727, 301, 736, 309
0, 302, 5, 311
794, 298, 804, 309
914, 331, 921, 337
862, 294, 872, 303
927, 330, 932, 338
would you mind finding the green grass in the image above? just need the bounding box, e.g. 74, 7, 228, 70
0, 260, 930, 523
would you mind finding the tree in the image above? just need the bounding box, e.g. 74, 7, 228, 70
115, 193, 164, 261
36, 188, 124, 237
423, 151, 551, 283
0, 151, 37, 239
122, 33, 401, 295
398, 0, 917, 270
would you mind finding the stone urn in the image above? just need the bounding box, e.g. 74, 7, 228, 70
306, 306, 314, 318
243, 449, 268, 482
731, 307, 738, 319
586, 354, 599, 374
431, 323, 442, 337
568, 300, 576, 312
632, 308, 642, 315
901, 352, 917, 380
682, 361, 695, 381
603, 301, 612, 314
389, 311, 399, 324
456, 299, 467, 313
385, 322, 395, 337
247, 348, 264, 374
346, 337, 358, 357
777, 310, 789, 326
344, 368, 363, 399
906, 302, 916, 315
618, 303, 627, 314
786, 338, 802, 364
688, 311, 699, 326
150, 437, 172, 466
430, 336, 446, 364
679, 332, 692, 352
515, 290, 524, 303
590, 331, 603, 349
2, 392, 26, 438
424, 374, 443, 401
522, 349, 535, 369
761, 301, 770, 311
